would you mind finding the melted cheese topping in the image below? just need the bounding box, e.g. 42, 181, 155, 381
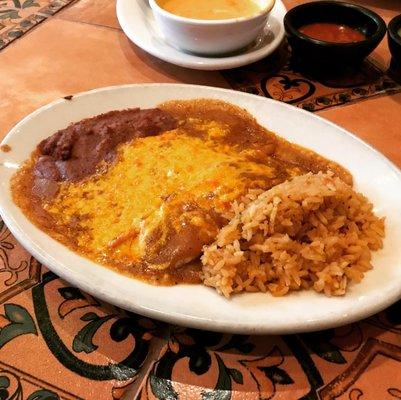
44, 121, 284, 268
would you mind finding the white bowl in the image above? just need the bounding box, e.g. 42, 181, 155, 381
149, 0, 276, 55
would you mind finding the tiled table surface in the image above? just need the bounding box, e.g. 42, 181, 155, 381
1, 0, 401, 399
1, 0, 401, 166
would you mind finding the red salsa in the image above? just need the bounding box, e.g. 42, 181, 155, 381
299, 22, 365, 43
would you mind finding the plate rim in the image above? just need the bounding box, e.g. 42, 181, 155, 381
1, 83, 401, 334
115, 0, 287, 70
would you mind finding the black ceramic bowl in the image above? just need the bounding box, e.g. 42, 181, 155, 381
284, 1, 387, 70
388, 14, 401, 67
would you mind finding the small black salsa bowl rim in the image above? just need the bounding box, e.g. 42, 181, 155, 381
388, 14, 401, 47
284, 1, 387, 48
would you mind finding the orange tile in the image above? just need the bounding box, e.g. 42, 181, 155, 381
318, 93, 401, 167
0, 19, 229, 140
58, 0, 120, 30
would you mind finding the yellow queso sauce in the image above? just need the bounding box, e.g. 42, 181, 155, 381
157, 0, 261, 20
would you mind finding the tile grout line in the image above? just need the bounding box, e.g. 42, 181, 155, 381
54, 15, 123, 32
121, 325, 170, 400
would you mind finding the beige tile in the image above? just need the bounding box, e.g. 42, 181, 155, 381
318, 93, 401, 167
58, 0, 120, 29
0, 19, 229, 139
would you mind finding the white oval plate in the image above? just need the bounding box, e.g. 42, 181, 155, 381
116, 0, 286, 70
1, 84, 400, 334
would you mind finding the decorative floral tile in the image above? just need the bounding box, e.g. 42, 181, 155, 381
139, 329, 311, 399
0, 270, 160, 399
0, 218, 41, 304
0, 360, 81, 400
0, 0, 76, 50
222, 44, 401, 112
0, 215, 400, 400
138, 309, 401, 399
319, 338, 401, 399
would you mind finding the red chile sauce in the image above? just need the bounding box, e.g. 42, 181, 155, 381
299, 22, 365, 43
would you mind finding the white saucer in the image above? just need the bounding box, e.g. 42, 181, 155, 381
116, 0, 286, 70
